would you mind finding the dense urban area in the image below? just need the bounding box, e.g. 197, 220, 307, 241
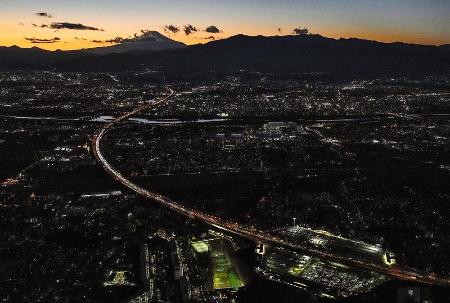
1, 71, 449, 302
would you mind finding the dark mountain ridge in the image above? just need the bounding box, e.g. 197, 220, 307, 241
0, 46, 95, 69
2, 34, 449, 78
55, 34, 450, 78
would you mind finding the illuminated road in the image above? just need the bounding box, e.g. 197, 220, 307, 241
92, 88, 450, 287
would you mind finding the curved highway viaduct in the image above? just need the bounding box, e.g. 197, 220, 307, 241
92, 88, 450, 287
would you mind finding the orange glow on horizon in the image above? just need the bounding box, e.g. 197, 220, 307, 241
1, 22, 447, 51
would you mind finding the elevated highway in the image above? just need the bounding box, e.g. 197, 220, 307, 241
92, 88, 450, 288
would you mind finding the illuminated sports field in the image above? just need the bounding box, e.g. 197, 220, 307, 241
209, 241, 244, 290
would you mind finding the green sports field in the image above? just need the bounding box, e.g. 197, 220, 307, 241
210, 241, 244, 290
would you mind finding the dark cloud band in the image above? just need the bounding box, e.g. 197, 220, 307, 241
35, 12, 52, 18
89, 30, 160, 44
90, 37, 122, 43
32, 23, 49, 28
164, 25, 180, 34
49, 22, 103, 31
25, 37, 60, 44
205, 25, 221, 33
183, 24, 198, 36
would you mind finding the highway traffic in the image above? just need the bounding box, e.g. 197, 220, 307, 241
92, 88, 450, 288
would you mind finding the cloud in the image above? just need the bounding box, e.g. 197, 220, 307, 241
293, 27, 309, 35
107, 37, 124, 43
32, 23, 50, 28
49, 22, 103, 31
278, 28, 282, 33
25, 37, 60, 44
89, 31, 159, 44
164, 25, 180, 34
18, 22, 25, 26
88, 37, 119, 44
91, 37, 124, 44
183, 24, 198, 36
75, 37, 87, 41
35, 12, 52, 18
205, 25, 221, 33
203, 36, 215, 40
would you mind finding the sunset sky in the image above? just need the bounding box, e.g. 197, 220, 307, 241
1, 0, 449, 50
